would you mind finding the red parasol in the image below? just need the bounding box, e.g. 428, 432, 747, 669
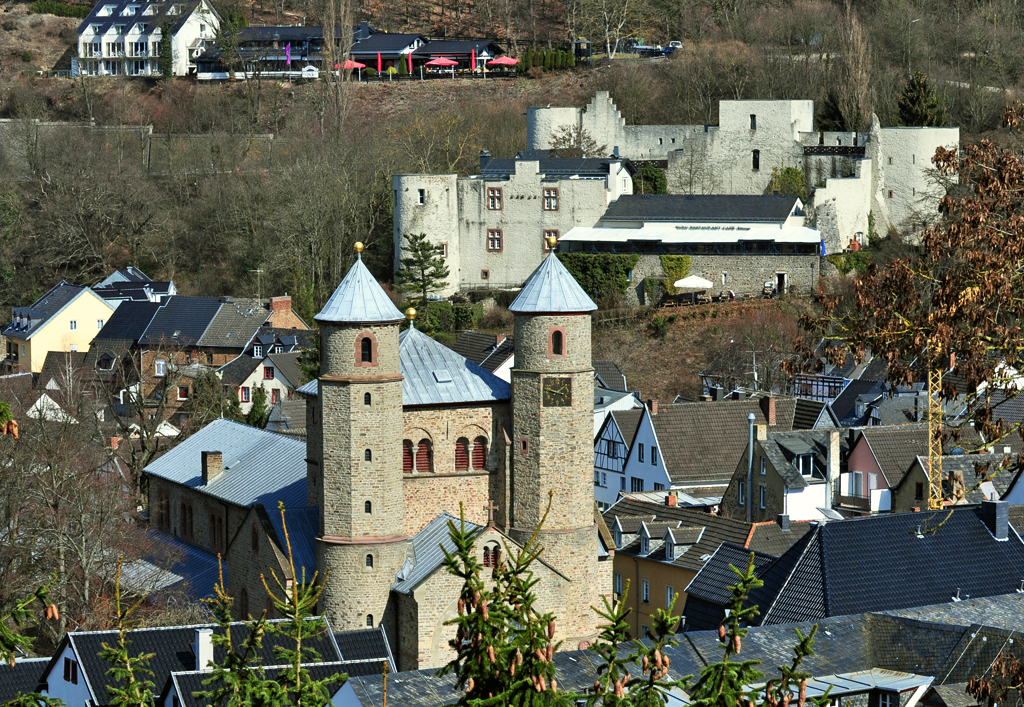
424, 56, 458, 66
487, 56, 519, 65
471, 49, 475, 71
377, 52, 382, 72
337, 59, 365, 69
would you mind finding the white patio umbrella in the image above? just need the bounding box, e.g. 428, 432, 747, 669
674, 275, 714, 289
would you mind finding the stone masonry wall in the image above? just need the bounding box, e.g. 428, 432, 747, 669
402, 472, 491, 537
317, 540, 407, 634
147, 475, 244, 558
393, 174, 461, 297
225, 508, 291, 620
632, 253, 821, 298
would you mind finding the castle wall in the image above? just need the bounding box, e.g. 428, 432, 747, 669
811, 159, 873, 253
527, 105, 580, 150
872, 126, 960, 235
630, 253, 821, 300
393, 174, 461, 297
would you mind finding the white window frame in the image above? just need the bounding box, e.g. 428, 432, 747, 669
738, 481, 746, 505
97, 319, 104, 330
651, 446, 658, 465
154, 357, 167, 377
253, 345, 263, 358
640, 535, 649, 554
759, 486, 766, 509
760, 457, 766, 475
641, 579, 650, 603
666, 585, 675, 608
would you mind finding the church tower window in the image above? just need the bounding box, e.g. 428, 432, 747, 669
364, 449, 372, 462
365, 554, 374, 568
549, 328, 566, 357
417, 439, 433, 473
455, 438, 470, 471
364, 392, 371, 405
403, 441, 414, 473
472, 436, 487, 470
365, 500, 372, 514
355, 332, 378, 367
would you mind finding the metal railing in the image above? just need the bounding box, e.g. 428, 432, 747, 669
803, 145, 866, 157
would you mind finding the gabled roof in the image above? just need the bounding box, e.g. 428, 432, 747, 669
647, 397, 798, 486
594, 359, 627, 391
216, 354, 261, 388
36, 351, 90, 391
266, 351, 304, 388
350, 32, 424, 53
398, 326, 510, 406
600, 194, 801, 224
77, 0, 217, 38
0, 659, 49, 704
793, 397, 827, 428
411, 39, 503, 56
393, 512, 483, 594
451, 331, 514, 371
96, 267, 152, 287
508, 253, 597, 314
332, 627, 394, 665
144, 418, 306, 509
756, 506, 1024, 626
2, 282, 104, 340
860, 426, 932, 486
95, 300, 163, 342
47, 617, 340, 707
609, 409, 644, 448
829, 379, 884, 424
198, 298, 269, 348
139, 296, 223, 347
683, 542, 778, 630
315, 255, 403, 324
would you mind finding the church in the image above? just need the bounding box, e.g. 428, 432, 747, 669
300, 240, 611, 670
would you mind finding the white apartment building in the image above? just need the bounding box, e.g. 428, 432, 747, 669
75, 0, 220, 77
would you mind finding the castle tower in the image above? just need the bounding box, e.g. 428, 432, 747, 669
508, 238, 603, 640
314, 243, 407, 635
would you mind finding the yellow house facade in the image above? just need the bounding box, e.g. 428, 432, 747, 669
3, 283, 115, 374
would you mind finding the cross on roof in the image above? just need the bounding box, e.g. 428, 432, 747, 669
483, 500, 498, 526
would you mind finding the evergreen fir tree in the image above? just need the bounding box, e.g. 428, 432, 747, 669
396, 232, 450, 310
100, 560, 156, 707
894, 71, 946, 127
247, 386, 271, 429
1, 576, 62, 707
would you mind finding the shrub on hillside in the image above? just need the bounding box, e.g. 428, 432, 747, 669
28, 1, 90, 18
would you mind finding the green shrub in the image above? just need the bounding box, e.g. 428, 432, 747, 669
431, 331, 456, 348
650, 316, 669, 340
659, 255, 691, 294
557, 253, 640, 298
827, 251, 872, 275
637, 164, 668, 194
361, 67, 377, 78
422, 301, 454, 332
20, 51, 32, 62
453, 302, 481, 330
28, 1, 89, 17
397, 56, 408, 74
642, 276, 665, 304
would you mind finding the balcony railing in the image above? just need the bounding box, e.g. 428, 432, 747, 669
803, 145, 866, 157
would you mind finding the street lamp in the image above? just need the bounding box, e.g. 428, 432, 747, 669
907, 18, 920, 77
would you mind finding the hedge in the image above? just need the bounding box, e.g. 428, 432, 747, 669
557, 253, 640, 297
29, 1, 90, 17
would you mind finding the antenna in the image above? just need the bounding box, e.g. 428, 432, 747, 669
249, 269, 264, 302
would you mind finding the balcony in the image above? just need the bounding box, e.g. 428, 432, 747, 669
836, 493, 870, 512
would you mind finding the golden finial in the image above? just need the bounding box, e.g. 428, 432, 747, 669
405, 307, 417, 320
546, 235, 558, 250
354, 242, 365, 253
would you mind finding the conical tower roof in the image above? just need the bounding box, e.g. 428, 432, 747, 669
508, 253, 597, 314
315, 253, 404, 324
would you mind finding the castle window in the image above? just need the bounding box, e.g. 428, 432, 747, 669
355, 332, 378, 367
481, 269, 490, 280
251, 524, 259, 552
455, 438, 470, 471
752, 150, 760, 171
417, 439, 433, 473
439, 242, 448, 258
888, 190, 894, 199
366, 614, 374, 626
549, 328, 566, 357
239, 588, 249, 619
365, 500, 372, 514
749, 114, 756, 130
487, 187, 503, 210
543, 187, 559, 211
366, 554, 374, 568
403, 440, 414, 473
364, 392, 372, 405
487, 229, 503, 252
417, 188, 425, 204
472, 436, 487, 470
364, 449, 372, 462
520, 438, 529, 454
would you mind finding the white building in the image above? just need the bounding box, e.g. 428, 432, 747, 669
393, 151, 634, 295
75, 0, 220, 77
217, 350, 303, 414
528, 93, 960, 251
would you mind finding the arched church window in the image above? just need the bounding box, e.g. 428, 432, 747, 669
366, 554, 374, 568
483, 542, 501, 568
364, 448, 372, 462
364, 392, 372, 405
366, 614, 374, 627
417, 439, 433, 473
551, 329, 564, 356
239, 588, 249, 619
403, 441, 414, 473
472, 436, 487, 470
360, 337, 372, 363
455, 438, 469, 471
251, 524, 259, 553
365, 500, 372, 514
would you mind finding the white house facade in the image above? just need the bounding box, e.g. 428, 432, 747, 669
594, 407, 672, 509
76, 0, 220, 77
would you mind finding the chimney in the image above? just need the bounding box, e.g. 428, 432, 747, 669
194, 628, 214, 671
759, 396, 777, 426
648, 399, 659, 415
665, 492, 677, 507
358, 20, 369, 39
495, 333, 505, 346
756, 424, 768, 441
110, 436, 120, 450
613, 146, 620, 159
711, 386, 724, 402
776, 514, 790, 531
202, 451, 223, 484
269, 295, 292, 313
981, 500, 1009, 541
480, 149, 491, 172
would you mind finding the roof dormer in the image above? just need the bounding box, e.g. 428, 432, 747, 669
639, 522, 652, 555
143, 4, 156, 14
121, 5, 140, 15
612, 517, 623, 548
664, 528, 676, 560
97, 4, 117, 16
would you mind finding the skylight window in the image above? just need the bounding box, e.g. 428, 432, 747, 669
433, 370, 453, 383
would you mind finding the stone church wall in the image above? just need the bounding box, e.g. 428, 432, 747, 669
402, 472, 491, 537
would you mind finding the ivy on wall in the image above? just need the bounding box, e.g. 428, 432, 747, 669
557, 253, 640, 296
659, 255, 692, 294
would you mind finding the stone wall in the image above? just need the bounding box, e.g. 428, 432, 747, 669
225, 507, 291, 620
393, 174, 461, 296
631, 253, 821, 299
317, 539, 407, 634
402, 472, 491, 537
147, 475, 245, 557
810, 159, 872, 254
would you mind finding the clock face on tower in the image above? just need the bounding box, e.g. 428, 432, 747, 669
542, 377, 573, 407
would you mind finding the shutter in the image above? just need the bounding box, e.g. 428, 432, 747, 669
416, 442, 431, 473
472, 437, 486, 470
455, 440, 469, 471
403, 443, 413, 473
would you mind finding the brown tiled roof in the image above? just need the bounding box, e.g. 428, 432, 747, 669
198, 298, 270, 348
36, 351, 89, 390
649, 397, 797, 486
793, 398, 827, 429
451, 331, 514, 372
594, 360, 627, 391
610, 409, 644, 449
860, 426, 931, 486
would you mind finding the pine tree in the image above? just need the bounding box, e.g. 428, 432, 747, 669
100, 560, 156, 707
263, 502, 344, 707
247, 386, 271, 429
396, 232, 450, 310
894, 71, 946, 127
1, 576, 62, 707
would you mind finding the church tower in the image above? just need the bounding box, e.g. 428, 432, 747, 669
508, 237, 603, 639
314, 243, 407, 635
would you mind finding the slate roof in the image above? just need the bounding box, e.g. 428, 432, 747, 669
594, 359, 627, 391
747, 519, 815, 556
96, 267, 152, 287
267, 399, 306, 433
412, 39, 504, 56
332, 627, 394, 665
609, 409, 644, 448
3, 282, 90, 339
144, 418, 306, 510
198, 298, 269, 348
829, 379, 885, 425
266, 351, 303, 388
350, 32, 424, 53
509, 253, 597, 314
450, 331, 514, 372
861, 426, 933, 486
296, 328, 511, 406
393, 512, 483, 594
752, 506, 1024, 626
480, 155, 630, 178
216, 355, 261, 387
315, 256, 403, 324
397, 326, 510, 406
685, 542, 777, 607
94, 301, 163, 343
49, 619, 340, 707
139, 297, 223, 347
0, 658, 49, 703
793, 398, 827, 429
600, 194, 800, 224
648, 398, 798, 486
77, 0, 214, 39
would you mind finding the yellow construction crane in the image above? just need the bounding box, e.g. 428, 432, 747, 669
927, 351, 944, 511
